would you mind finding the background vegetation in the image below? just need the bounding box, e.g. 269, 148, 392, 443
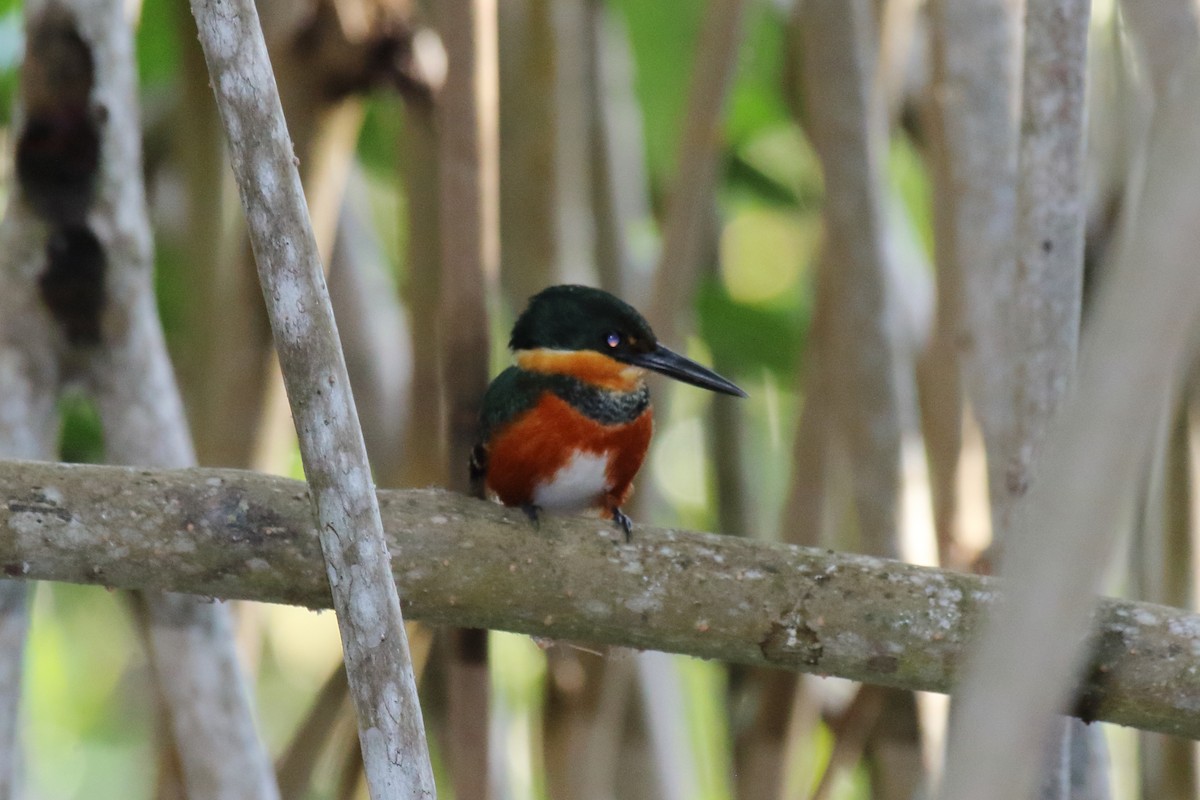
0, 0, 1191, 798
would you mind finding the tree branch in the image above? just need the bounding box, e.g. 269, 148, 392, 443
187, 1, 435, 796
2, 460, 1200, 740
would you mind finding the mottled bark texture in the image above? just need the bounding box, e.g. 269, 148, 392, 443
1000, 0, 1091, 535
993, 0, 1095, 796
187, 1, 435, 796
0, 460, 1198, 740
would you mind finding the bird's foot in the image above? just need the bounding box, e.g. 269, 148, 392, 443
521, 503, 542, 529
611, 507, 633, 542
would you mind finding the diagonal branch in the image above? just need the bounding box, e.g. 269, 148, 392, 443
187, 1, 435, 796
2, 460, 1200, 741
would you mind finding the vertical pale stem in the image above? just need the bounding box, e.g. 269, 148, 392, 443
399, 108, 446, 488
798, 2, 925, 797
552, 0, 598, 285
437, 0, 499, 485
927, 0, 1022, 533
498, 0, 560, 303
0, 582, 31, 800
436, 1, 500, 798
998, 0, 1091, 532
1118, 4, 1200, 794
83, 0, 279, 789
798, 0, 907, 562
188, 1, 436, 796
938, 47, 1200, 800
586, 2, 651, 297
1136, 405, 1196, 800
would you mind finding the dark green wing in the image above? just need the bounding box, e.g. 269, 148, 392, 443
468, 366, 650, 494
476, 367, 545, 441
469, 367, 545, 495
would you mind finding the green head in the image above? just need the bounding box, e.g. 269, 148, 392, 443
510, 285, 747, 398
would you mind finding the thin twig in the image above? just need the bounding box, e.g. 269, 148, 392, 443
187, 1, 435, 796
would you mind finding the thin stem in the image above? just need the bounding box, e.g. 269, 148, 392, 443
188, 1, 435, 796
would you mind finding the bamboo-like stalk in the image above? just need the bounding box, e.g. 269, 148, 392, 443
999, 0, 1094, 795
398, 107, 446, 489
0, 582, 29, 798
635, 651, 702, 800
797, 1, 926, 795
1115, 12, 1198, 791
797, 0, 910, 560
168, 0, 269, 470
498, 0, 560, 303
187, 2, 435, 796
4, 460, 1200, 739
434, 1, 500, 797
586, 1, 650, 298
809, 687, 885, 800
927, 0, 1023, 531
1135, 407, 1196, 800
917, 99, 968, 570
327, 193, 414, 489
435, 0, 499, 493
634, 1, 749, 794
937, 45, 1200, 800
998, 0, 1091, 537
1119, 2, 1200, 791
275, 665, 350, 800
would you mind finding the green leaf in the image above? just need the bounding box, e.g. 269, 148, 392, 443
696, 274, 808, 379
136, 0, 180, 86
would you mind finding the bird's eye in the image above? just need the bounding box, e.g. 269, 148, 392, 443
605, 332, 621, 349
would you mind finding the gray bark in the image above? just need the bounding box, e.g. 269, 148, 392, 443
187, 1, 435, 796
927, 0, 1022, 537
2, 460, 1200, 740
1009, 0, 1094, 796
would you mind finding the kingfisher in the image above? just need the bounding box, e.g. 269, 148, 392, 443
470, 284, 746, 539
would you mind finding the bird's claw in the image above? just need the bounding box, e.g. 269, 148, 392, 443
612, 507, 633, 542
522, 504, 542, 529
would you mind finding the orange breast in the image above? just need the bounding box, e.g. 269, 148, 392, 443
485, 392, 653, 513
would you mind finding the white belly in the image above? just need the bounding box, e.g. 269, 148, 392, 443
532, 451, 611, 512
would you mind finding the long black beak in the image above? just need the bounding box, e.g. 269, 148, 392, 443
626, 344, 747, 397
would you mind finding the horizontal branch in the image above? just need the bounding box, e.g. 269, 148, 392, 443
0, 459, 1195, 739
